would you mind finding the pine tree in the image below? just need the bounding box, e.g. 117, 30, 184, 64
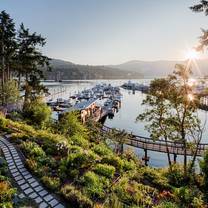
0, 10, 16, 105
16, 23, 50, 108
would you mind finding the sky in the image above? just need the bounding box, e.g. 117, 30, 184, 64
1, 0, 208, 65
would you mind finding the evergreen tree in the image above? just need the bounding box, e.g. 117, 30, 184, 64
16, 23, 50, 108
190, 1, 208, 51
0, 10, 17, 105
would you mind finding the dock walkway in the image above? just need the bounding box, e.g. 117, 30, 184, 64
102, 125, 208, 157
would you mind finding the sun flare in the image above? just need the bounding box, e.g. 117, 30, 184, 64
185, 49, 199, 60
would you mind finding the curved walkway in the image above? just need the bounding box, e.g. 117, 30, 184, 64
0, 134, 65, 208
102, 125, 208, 156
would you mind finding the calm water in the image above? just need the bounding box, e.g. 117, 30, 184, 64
45, 80, 208, 167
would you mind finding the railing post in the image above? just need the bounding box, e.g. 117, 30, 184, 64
173, 153, 177, 163
143, 149, 149, 166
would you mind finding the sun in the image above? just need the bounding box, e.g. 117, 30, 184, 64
185, 49, 199, 60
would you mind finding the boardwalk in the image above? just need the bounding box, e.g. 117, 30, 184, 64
0, 134, 65, 208
102, 125, 208, 157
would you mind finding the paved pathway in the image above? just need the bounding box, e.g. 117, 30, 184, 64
0, 134, 65, 208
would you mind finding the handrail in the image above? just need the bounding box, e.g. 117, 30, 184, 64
102, 125, 208, 152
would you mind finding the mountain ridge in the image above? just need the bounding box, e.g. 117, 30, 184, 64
45, 58, 208, 80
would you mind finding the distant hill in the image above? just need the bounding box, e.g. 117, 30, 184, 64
44, 58, 208, 80
44, 59, 143, 80
110, 59, 208, 78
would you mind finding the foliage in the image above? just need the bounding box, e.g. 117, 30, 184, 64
138, 65, 203, 178
58, 111, 88, 137
0, 181, 16, 203
41, 176, 60, 191
165, 164, 185, 188
16, 23, 50, 107
1, 114, 208, 207
94, 164, 115, 178
0, 11, 17, 106
20, 141, 46, 158
23, 98, 52, 129
61, 184, 93, 208
101, 155, 124, 173
153, 201, 179, 208
173, 186, 204, 207
0, 153, 16, 207
70, 133, 89, 148
60, 148, 99, 179
81, 171, 106, 199
0, 80, 20, 106
92, 143, 113, 156
200, 150, 208, 202
114, 177, 158, 207
136, 167, 171, 191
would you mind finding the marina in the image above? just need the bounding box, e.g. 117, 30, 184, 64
44, 79, 208, 167
45, 83, 122, 123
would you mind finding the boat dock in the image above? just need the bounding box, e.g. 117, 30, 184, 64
102, 125, 208, 165
47, 83, 122, 123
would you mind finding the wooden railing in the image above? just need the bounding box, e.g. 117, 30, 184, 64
102, 125, 208, 156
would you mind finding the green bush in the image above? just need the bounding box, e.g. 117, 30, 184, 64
81, 171, 105, 199
23, 98, 52, 129
165, 164, 185, 187
153, 201, 180, 208
70, 133, 89, 147
41, 176, 60, 191
93, 143, 113, 156
61, 184, 93, 208
20, 141, 46, 158
140, 167, 170, 191
114, 177, 157, 207
0, 181, 16, 204
94, 164, 115, 178
173, 186, 204, 207
58, 111, 88, 137
60, 149, 98, 172
122, 159, 137, 172
200, 149, 208, 201
101, 155, 123, 172
0, 114, 9, 131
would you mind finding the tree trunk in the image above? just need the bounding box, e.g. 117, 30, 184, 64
165, 138, 172, 167
18, 71, 21, 90
23, 73, 29, 110
183, 138, 187, 179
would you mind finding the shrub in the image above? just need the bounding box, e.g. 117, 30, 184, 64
101, 155, 123, 172
58, 111, 88, 137
0, 80, 19, 108
140, 167, 170, 191
21, 141, 46, 158
93, 143, 112, 156
114, 177, 157, 207
81, 171, 105, 199
41, 176, 60, 191
165, 164, 184, 187
61, 184, 93, 208
60, 149, 98, 172
26, 159, 38, 173
200, 149, 208, 201
70, 133, 89, 147
94, 164, 115, 178
153, 202, 180, 208
173, 186, 204, 207
0, 113, 9, 131
23, 98, 52, 129
122, 159, 137, 172
0, 181, 16, 203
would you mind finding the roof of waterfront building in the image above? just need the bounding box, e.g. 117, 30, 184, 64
63, 98, 98, 113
